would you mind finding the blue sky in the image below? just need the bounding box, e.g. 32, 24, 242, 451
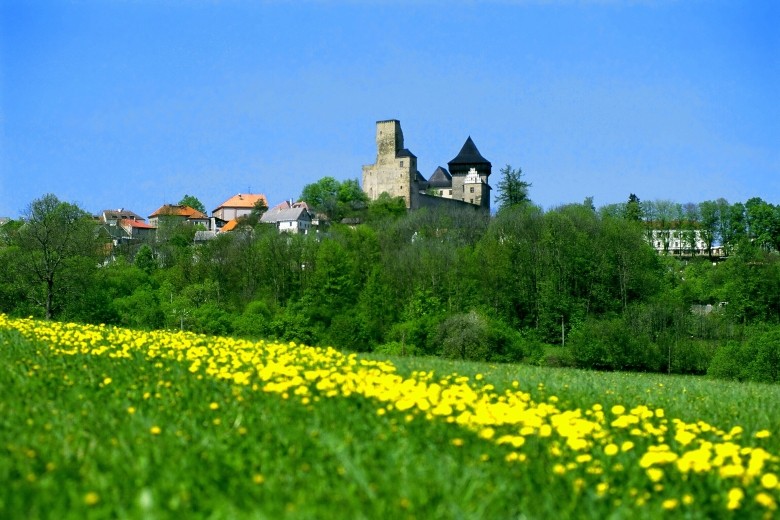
1, 0, 778, 219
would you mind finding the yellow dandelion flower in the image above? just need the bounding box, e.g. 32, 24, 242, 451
662, 498, 678, 510
479, 427, 495, 440
755, 492, 777, 510
209, 402, 219, 410
646, 468, 663, 483
150, 425, 161, 435
727, 487, 744, 510
252, 474, 265, 485
761, 473, 778, 489
682, 494, 694, 505
84, 492, 100, 506
604, 444, 619, 456
127, 406, 136, 414
755, 429, 771, 439
451, 438, 464, 447
611, 405, 625, 416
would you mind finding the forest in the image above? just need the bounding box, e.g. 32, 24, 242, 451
1, 179, 779, 384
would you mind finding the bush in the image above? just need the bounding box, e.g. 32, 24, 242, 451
436, 311, 491, 361
374, 341, 420, 357
708, 327, 780, 383
568, 317, 662, 372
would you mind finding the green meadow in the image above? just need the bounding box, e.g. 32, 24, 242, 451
2, 318, 780, 519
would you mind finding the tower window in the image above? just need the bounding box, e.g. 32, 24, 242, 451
470, 187, 475, 193
400, 161, 404, 167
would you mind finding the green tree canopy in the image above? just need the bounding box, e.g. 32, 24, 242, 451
300, 177, 369, 222
495, 164, 531, 211
13, 194, 100, 319
178, 194, 206, 214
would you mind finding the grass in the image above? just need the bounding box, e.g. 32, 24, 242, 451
2, 316, 779, 519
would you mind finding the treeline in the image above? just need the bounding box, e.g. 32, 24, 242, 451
1, 193, 779, 383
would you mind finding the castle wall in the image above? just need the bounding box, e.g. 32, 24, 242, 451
415, 193, 486, 212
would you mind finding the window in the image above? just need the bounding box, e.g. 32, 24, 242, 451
470, 198, 474, 204
400, 161, 404, 167
470, 187, 475, 193
448, 189, 452, 195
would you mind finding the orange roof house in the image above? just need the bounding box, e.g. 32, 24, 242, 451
212, 193, 268, 222
148, 204, 209, 227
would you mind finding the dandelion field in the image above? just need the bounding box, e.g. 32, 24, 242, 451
2, 315, 780, 519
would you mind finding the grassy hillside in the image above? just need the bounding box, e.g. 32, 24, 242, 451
2, 315, 779, 519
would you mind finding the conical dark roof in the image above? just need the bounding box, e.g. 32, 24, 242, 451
427, 166, 452, 188
448, 137, 490, 166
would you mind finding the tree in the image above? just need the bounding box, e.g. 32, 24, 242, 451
495, 164, 531, 211
300, 176, 369, 222
698, 200, 719, 257
625, 194, 642, 222
300, 177, 340, 219
178, 194, 206, 214
14, 194, 100, 319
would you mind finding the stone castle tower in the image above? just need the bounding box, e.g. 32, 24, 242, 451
361, 120, 423, 209
362, 120, 491, 212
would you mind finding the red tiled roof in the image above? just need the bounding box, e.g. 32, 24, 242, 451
213, 194, 268, 212
149, 204, 208, 220
120, 219, 155, 229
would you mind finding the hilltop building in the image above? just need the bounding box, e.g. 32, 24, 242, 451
148, 204, 209, 228
362, 120, 492, 212
212, 193, 268, 221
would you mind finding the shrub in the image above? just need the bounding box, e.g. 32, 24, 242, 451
708, 327, 780, 383
568, 317, 662, 372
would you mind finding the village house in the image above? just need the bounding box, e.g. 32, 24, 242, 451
212, 193, 268, 222
148, 204, 210, 228
260, 201, 315, 234
100, 208, 145, 225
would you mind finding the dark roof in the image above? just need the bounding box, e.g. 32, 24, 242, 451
448, 137, 491, 166
396, 148, 417, 159
427, 166, 452, 188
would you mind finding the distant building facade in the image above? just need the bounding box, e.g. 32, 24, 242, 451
362, 120, 491, 212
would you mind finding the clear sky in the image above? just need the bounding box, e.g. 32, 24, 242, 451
1, 0, 778, 219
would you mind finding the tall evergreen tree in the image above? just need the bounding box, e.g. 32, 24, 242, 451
495, 164, 531, 211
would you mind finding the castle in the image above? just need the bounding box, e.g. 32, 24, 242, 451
362, 120, 492, 212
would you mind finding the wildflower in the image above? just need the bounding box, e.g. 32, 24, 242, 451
761, 473, 778, 490
603, 444, 619, 456
150, 426, 161, 435
646, 468, 663, 483
755, 430, 771, 439
84, 492, 100, 506
209, 402, 219, 410
611, 405, 625, 416
726, 487, 744, 510
662, 498, 678, 510
755, 492, 777, 510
